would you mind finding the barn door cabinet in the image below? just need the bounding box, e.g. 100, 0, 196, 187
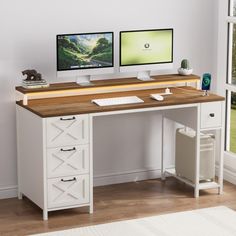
16, 106, 93, 220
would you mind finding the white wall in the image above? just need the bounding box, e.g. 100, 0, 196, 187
0, 0, 218, 198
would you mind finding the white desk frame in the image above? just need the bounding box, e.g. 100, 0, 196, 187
16, 100, 225, 220
89, 102, 224, 199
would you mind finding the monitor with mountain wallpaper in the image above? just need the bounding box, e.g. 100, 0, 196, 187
57, 32, 114, 85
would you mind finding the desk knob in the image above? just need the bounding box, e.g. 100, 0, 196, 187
209, 113, 215, 117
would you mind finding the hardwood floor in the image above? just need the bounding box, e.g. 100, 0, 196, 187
1, 178, 236, 235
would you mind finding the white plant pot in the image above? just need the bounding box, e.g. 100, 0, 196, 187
178, 68, 193, 76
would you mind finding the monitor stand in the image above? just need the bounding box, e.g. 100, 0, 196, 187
76, 75, 94, 86
137, 71, 154, 81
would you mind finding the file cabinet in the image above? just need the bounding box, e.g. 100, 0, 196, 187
16, 107, 92, 220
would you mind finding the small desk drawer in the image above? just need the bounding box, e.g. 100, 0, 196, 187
46, 115, 89, 147
48, 174, 89, 209
201, 102, 222, 129
47, 145, 89, 178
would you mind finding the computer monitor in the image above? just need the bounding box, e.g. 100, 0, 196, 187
57, 32, 114, 85
120, 29, 173, 81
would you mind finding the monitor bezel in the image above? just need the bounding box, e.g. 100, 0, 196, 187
119, 28, 174, 67
56, 31, 114, 72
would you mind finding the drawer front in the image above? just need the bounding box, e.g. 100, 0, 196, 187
48, 174, 89, 209
200, 102, 222, 129
47, 145, 89, 178
46, 115, 89, 147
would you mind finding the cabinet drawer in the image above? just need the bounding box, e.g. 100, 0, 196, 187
46, 115, 89, 147
48, 174, 89, 209
201, 102, 222, 129
47, 145, 89, 178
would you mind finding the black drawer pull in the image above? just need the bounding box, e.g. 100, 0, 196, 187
209, 113, 215, 117
60, 116, 76, 121
61, 177, 76, 182
60, 147, 76, 152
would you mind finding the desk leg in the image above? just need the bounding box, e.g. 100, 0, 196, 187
18, 192, 23, 200
194, 186, 199, 198
219, 102, 225, 194
89, 205, 94, 214
43, 209, 48, 221
194, 105, 200, 198
218, 128, 224, 195
161, 116, 165, 180
89, 115, 94, 213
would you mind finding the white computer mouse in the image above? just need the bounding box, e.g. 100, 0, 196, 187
150, 94, 164, 101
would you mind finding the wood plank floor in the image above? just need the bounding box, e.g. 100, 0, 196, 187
1, 178, 236, 236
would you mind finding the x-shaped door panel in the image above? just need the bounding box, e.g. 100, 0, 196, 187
48, 175, 89, 208
46, 115, 89, 147
47, 145, 89, 178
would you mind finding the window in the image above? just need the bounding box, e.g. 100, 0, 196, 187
226, 0, 236, 154
228, 91, 236, 153
231, 25, 236, 85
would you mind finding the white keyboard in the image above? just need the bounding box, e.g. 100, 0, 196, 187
92, 96, 144, 106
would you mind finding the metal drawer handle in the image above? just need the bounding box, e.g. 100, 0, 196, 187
60, 147, 76, 152
209, 113, 215, 117
60, 116, 76, 121
61, 177, 76, 182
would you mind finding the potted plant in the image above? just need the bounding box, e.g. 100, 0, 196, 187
178, 59, 193, 75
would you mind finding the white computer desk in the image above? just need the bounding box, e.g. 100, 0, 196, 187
15, 78, 225, 220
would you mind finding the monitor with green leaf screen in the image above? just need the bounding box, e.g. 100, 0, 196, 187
120, 29, 173, 81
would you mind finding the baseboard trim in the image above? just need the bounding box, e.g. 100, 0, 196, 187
1, 166, 236, 200
0, 169, 163, 199
94, 168, 163, 187
222, 167, 236, 185
215, 163, 236, 185
0, 185, 18, 199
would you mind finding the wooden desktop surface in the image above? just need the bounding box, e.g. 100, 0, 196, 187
16, 86, 225, 118
16, 74, 200, 94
